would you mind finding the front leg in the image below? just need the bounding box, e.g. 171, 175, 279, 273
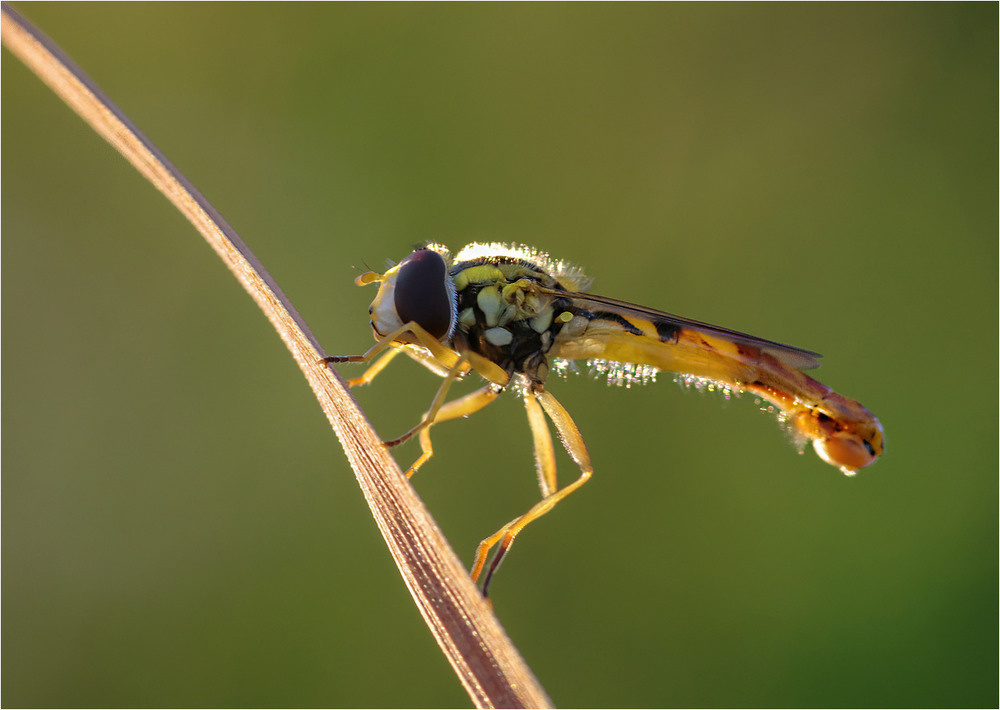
322, 322, 463, 372
333, 348, 402, 388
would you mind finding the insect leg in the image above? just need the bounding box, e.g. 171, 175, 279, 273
523, 390, 557, 498
322, 322, 463, 372
405, 384, 501, 478
339, 347, 402, 388
325, 324, 513, 463
472, 388, 593, 595
384, 355, 469, 448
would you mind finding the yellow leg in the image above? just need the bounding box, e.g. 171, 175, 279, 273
322, 322, 463, 372
324, 324, 513, 459
384, 355, 469, 448
523, 390, 557, 498
324, 322, 510, 391
471, 388, 593, 595
406, 384, 501, 478
341, 348, 401, 388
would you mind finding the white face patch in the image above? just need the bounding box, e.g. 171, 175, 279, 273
367, 267, 405, 338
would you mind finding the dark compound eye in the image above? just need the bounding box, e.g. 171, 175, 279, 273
394, 249, 455, 340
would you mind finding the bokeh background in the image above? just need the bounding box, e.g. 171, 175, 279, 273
3, 4, 996, 707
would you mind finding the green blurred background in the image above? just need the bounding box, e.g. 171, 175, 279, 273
3, 4, 996, 707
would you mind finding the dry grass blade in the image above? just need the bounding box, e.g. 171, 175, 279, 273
0, 4, 552, 707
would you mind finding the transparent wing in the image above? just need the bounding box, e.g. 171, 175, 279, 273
549, 289, 822, 372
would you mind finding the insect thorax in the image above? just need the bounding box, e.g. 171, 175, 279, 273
448, 257, 572, 388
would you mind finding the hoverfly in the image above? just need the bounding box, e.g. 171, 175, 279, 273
325, 243, 884, 594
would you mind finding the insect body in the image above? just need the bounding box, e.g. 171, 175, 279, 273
326, 243, 884, 594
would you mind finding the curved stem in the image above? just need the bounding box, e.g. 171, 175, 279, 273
0, 4, 551, 707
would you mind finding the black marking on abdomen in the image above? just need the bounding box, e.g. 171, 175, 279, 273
654, 320, 680, 343
581, 310, 643, 337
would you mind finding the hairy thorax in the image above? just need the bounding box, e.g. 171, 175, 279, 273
448, 257, 572, 387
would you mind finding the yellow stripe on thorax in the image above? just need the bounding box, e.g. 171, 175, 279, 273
453, 264, 506, 292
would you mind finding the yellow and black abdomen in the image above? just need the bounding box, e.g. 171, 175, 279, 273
550, 305, 766, 391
